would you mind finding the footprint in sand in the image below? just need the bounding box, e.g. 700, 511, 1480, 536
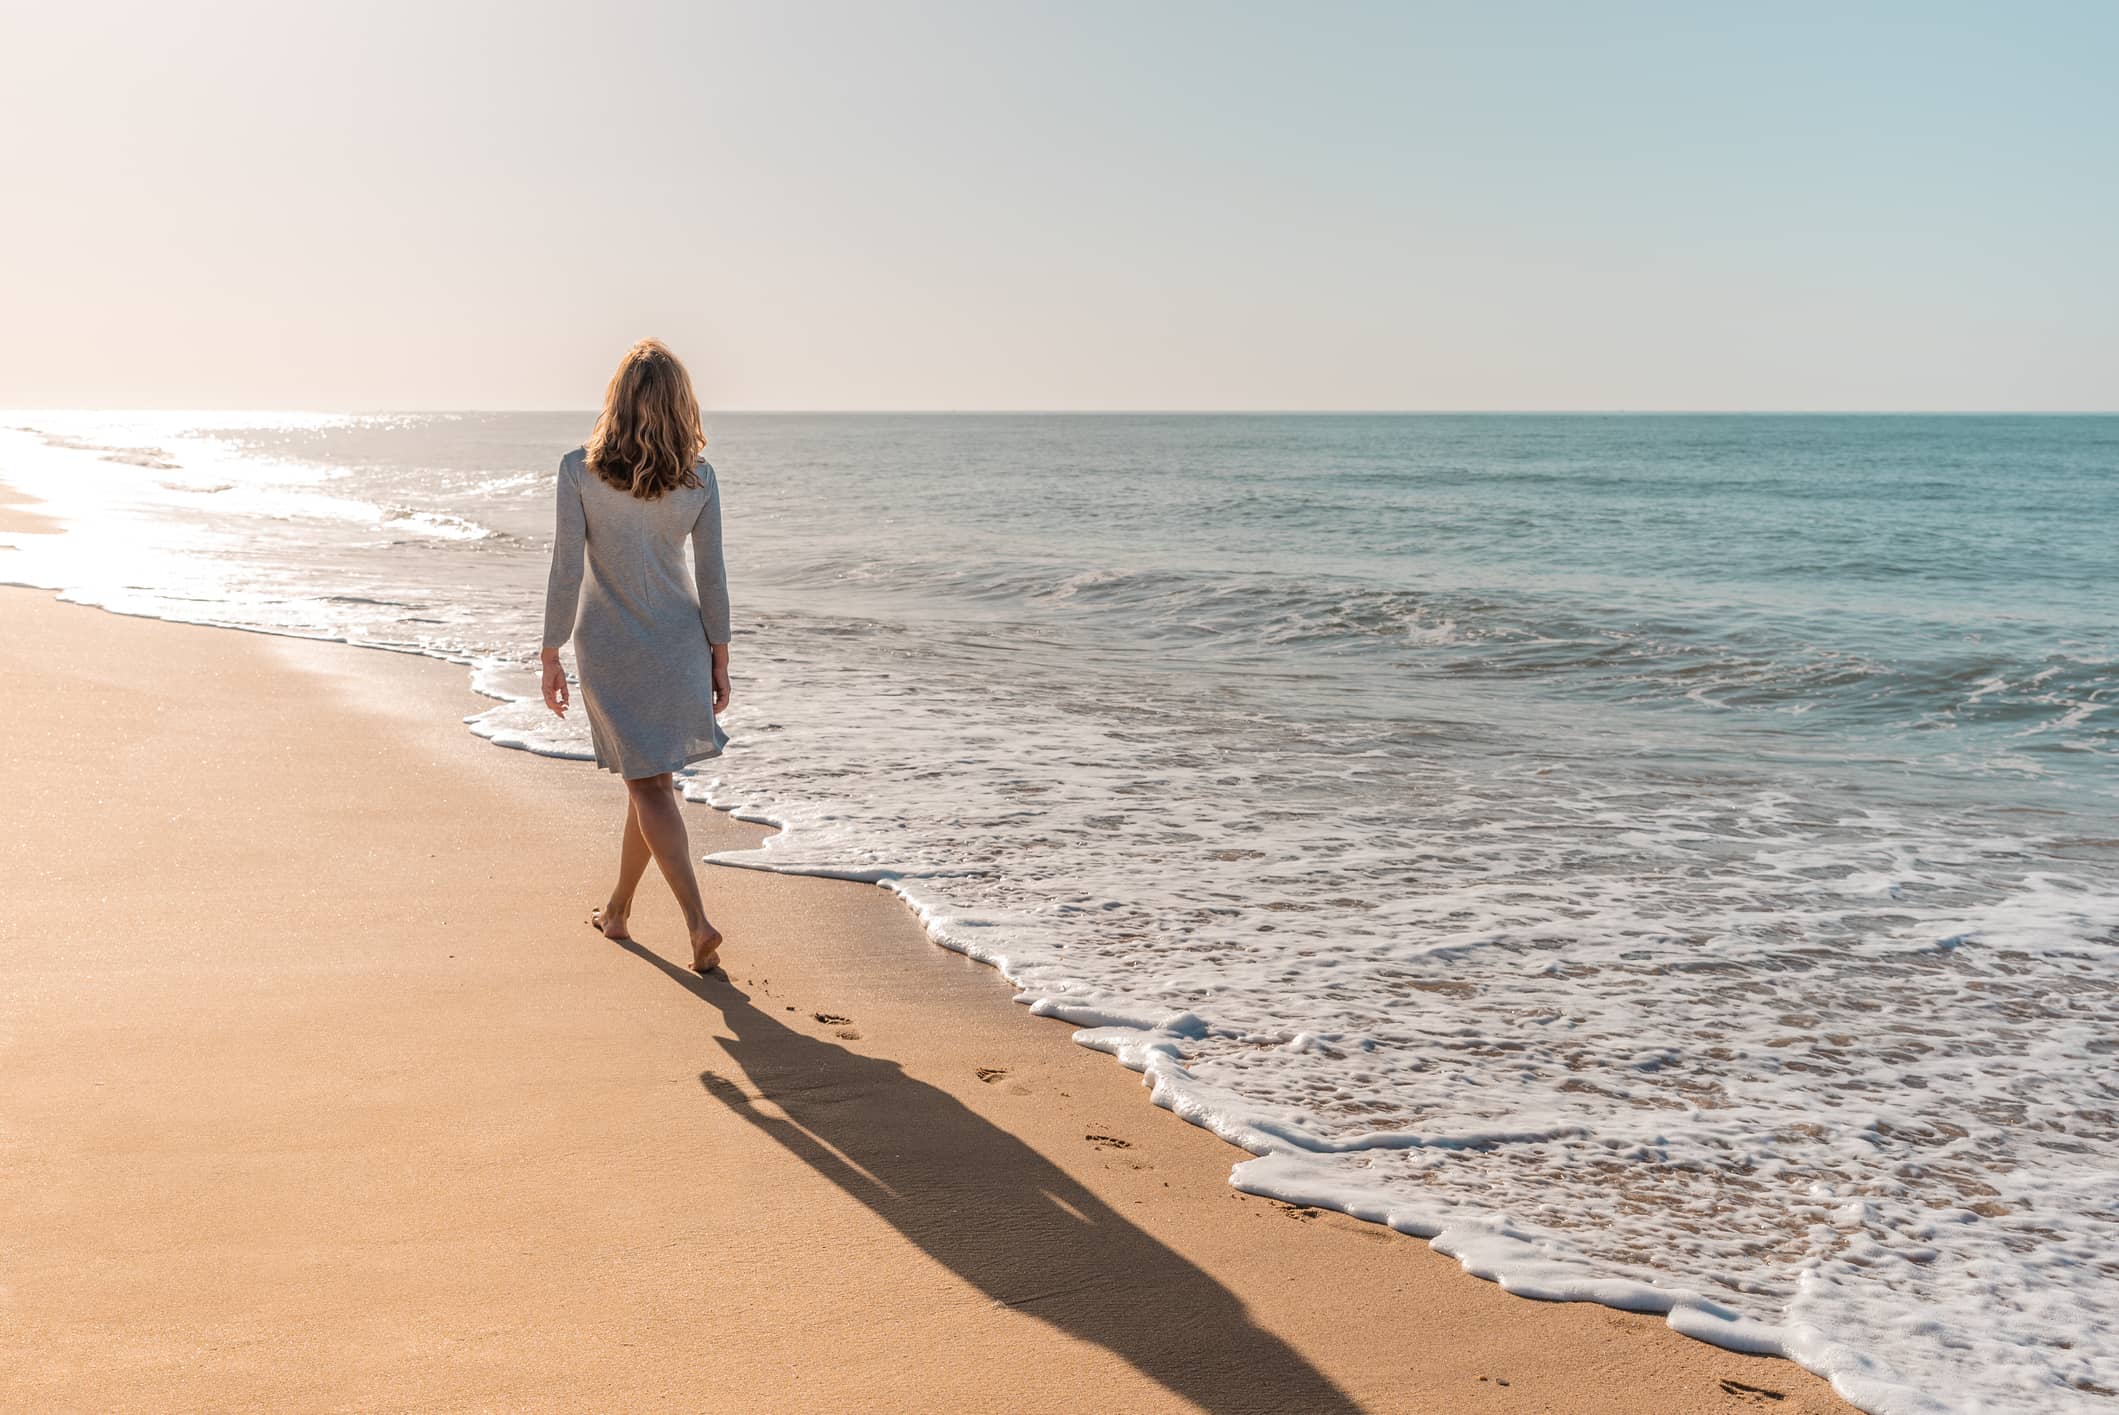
1717, 1379, 1786, 1403
813, 1012, 851, 1025
975, 1067, 1009, 1084
1086, 1134, 1132, 1151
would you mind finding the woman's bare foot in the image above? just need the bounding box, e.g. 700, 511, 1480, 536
691, 922, 723, 974
590, 906, 631, 941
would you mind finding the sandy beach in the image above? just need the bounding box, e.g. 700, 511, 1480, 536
0, 484, 55, 535
0, 587, 1853, 1413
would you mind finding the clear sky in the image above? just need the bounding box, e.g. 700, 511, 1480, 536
2, 2, 2112, 411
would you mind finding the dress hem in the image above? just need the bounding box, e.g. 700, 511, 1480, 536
593, 740, 726, 781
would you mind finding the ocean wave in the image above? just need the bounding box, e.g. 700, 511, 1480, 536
20, 429, 186, 471
815, 554, 2117, 758
379, 506, 499, 541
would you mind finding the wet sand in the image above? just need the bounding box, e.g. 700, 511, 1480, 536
0, 483, 56, 535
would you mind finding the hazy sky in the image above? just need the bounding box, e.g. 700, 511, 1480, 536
2, 2, 2112, 410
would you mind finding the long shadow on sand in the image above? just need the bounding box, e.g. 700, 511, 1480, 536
616, 939, 1365, 1415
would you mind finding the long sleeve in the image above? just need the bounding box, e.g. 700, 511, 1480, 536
690, 466, 732, 646
542, 456, 586, 649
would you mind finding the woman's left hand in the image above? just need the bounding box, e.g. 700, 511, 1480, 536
541, 651, 570, 718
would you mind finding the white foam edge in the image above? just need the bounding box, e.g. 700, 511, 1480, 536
666, 756, 1955, 1415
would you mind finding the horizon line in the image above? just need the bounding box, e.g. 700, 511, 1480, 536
7, 407, 2117, 418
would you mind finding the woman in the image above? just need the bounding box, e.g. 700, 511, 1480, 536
540, 338, 733, 973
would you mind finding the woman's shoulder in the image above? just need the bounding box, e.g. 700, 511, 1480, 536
560, 446, 588, 477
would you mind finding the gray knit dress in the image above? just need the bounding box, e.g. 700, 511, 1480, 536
541, 447, 731, 779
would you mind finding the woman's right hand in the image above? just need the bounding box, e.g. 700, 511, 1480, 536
711, 643, 732, 714
540, 649, 570, 718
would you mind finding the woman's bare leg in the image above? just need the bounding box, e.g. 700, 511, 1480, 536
592, 795, 653, 940
622, 772, 723, 971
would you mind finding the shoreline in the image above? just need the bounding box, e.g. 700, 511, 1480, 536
0, 585, 1855, 1412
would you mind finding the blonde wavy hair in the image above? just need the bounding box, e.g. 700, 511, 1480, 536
584, 338, 706, 499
